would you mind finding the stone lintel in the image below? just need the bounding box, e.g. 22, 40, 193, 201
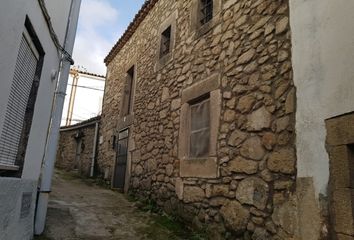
181, 73, 220, 104
326, 113, 354, 146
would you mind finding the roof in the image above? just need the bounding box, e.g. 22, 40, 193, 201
70, 69, 106, 79
60, 116, 101, 132
104, 0, 159, 65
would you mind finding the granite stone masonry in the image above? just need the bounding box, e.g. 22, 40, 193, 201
99, 0, 296, 238
56, 117, 100, 177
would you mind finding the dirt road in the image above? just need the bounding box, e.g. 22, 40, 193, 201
39, 170, 186, 240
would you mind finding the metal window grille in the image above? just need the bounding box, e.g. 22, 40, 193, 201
0, 33, 39, 167
160, 26, 171, 57
190, 96, 210, 158
200, 0, 213, 25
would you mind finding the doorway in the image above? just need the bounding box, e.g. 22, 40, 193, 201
112, 129, 129, 190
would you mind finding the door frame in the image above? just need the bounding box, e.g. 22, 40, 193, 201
111, 128, 129, 191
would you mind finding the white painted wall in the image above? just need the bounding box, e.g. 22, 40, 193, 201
0, 0, 77, 238
0, 0, 73, 180
0, 179, 37, 240
61, 72, 105, 126
290, 0, 354, 195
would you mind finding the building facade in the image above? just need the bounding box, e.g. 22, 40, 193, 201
61, 69, 105, 126
0, 0, 80, 239
98, 0, 354, 239
56, 116, 100, 177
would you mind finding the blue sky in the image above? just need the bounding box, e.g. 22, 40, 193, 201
72, 0, 145, 75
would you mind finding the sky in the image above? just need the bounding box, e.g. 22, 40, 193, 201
72, 0, 146, 75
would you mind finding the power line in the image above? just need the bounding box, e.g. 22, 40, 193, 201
67, 84, 104, 91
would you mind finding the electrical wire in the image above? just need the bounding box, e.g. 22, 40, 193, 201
67, 84, 104, 91
37, 0, 74, 64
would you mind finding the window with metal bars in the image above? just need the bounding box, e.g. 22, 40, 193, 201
0, 17, 44, 173
189, 94, 210, 158
160, 26, 171, 58
200, 0, 213, 25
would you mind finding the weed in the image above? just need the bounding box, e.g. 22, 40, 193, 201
33, 235, 52, 240
131, 194, 208, 240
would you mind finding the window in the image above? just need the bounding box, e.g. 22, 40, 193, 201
160, 26, 171, 58
0, 19, 44, 171
121, 66, 134, 117
189, 95, 210, 158
191, 0, 221, 38
155, 11, 177, 70
200, 0, 213, 25
178, 74, 221, 178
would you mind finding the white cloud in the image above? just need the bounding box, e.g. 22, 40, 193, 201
72, 0, 119, 75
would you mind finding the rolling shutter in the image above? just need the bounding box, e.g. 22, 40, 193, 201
0, 32, 39, 166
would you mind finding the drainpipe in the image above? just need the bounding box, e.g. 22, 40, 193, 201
90, 121, 99, 177
34, 0, 81, 235
66, 69, 79, 126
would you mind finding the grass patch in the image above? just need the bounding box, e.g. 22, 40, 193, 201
140, 214, 207, 240
55, 169, 82, 181
33, 235, 52, 240
81, 177, 111, 189
130, 196, 207, 240
56, 169, 111, 189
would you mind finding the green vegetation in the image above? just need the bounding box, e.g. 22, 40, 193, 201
55, 169, 111, 189
33, 235, 52, 240
129, 195, 208, 240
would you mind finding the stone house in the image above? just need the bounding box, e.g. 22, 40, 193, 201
97, 0, 354, 239
56, 116, 100, 177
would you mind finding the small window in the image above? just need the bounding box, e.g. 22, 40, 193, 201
160, 26, 171, 58
121, 66, 134, 117
189, 95, 210, 158
200, 0, 213, 25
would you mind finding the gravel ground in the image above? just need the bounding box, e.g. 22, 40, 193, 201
37, 170, 186, 240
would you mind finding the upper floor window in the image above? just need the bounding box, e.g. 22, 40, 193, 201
160, 26, 171, 58
200, 0, 213, 25
121, 66, 134, 117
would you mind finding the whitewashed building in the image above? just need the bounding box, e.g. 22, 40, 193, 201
61, 69, 105, 126
0, 0, 80, 239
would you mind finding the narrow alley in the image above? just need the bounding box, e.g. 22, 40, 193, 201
39, 171, 191, 240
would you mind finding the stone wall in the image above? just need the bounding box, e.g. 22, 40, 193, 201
100, 0, 296, 238
56, 117, 100, 177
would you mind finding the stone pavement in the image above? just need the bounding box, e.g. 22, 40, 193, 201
38, 170, 186, 240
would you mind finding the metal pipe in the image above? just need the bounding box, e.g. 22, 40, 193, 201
66, 70, 79, 126
90, 122, 99, 177
34, 0, 81, 235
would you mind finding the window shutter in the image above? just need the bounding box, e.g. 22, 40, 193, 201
0, 34, 38, 166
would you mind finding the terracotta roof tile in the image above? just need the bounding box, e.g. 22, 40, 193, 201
104, 0, 159, 65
